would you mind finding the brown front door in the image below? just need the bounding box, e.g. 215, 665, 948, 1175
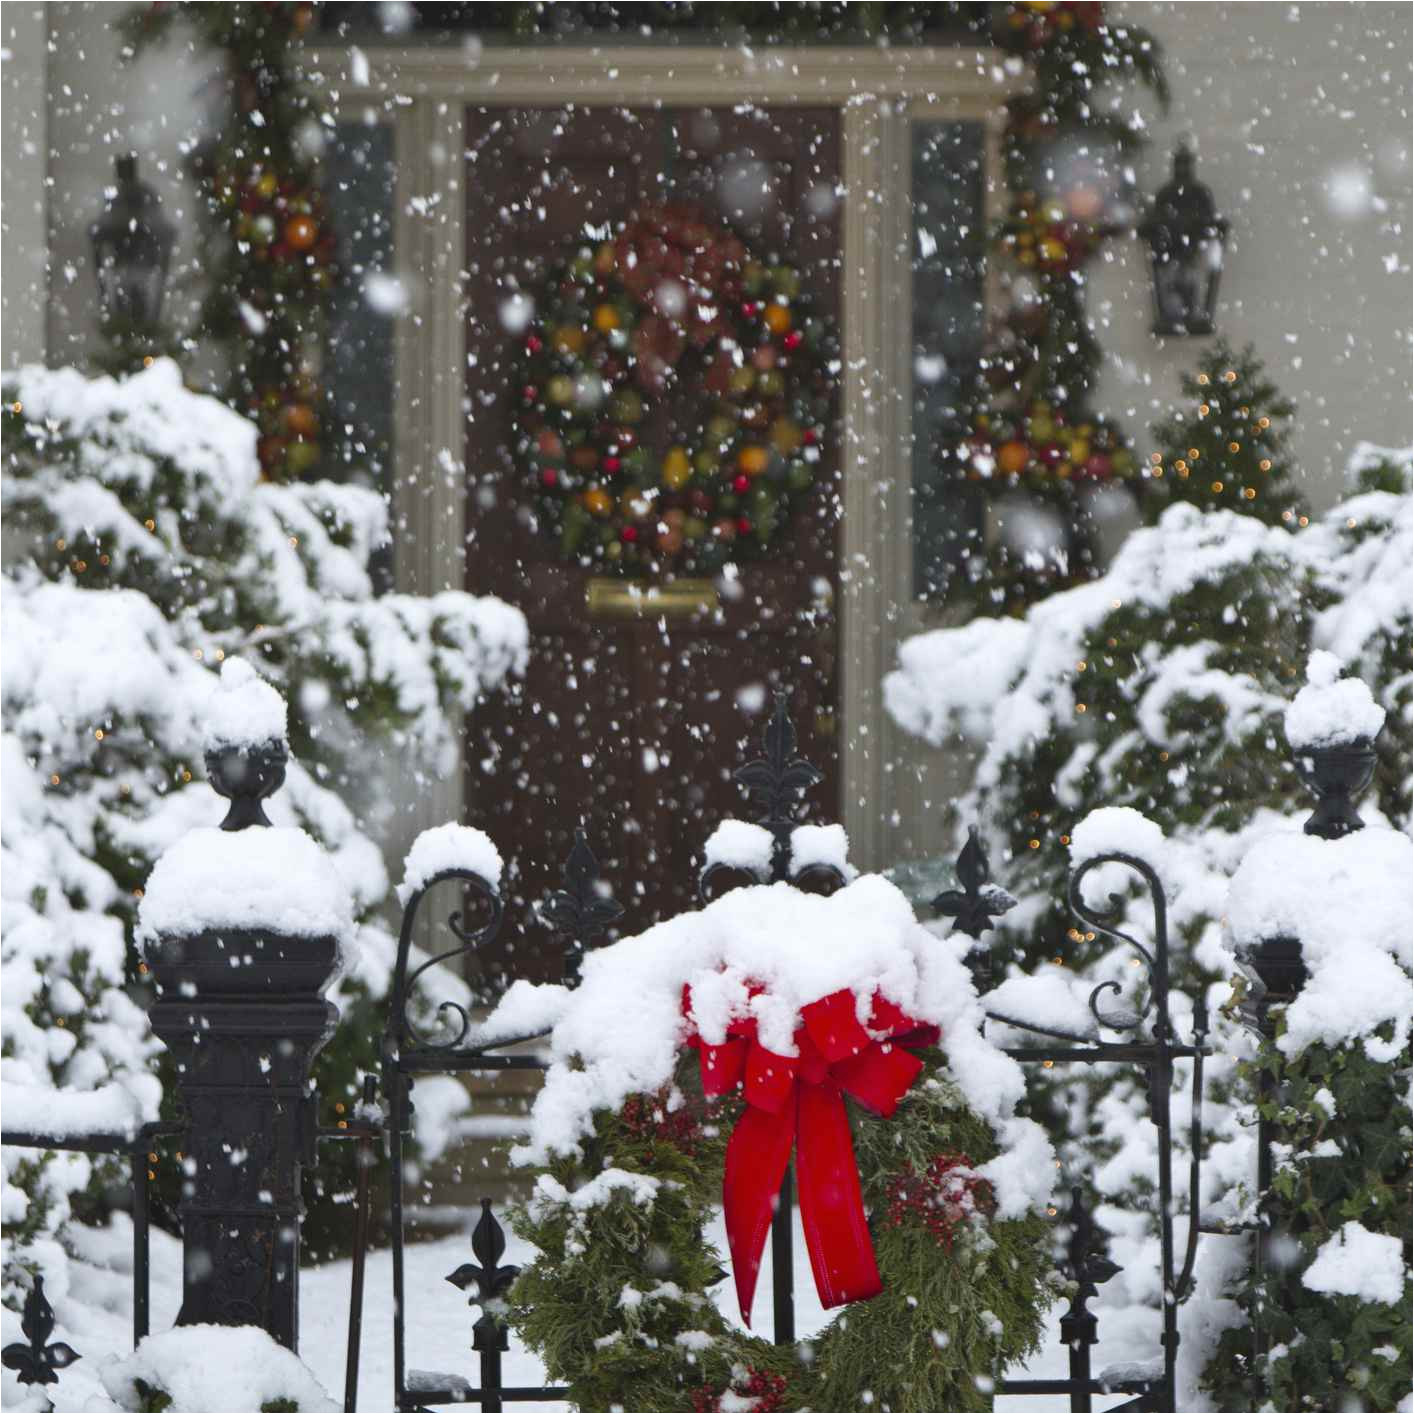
463, 104, 842, 982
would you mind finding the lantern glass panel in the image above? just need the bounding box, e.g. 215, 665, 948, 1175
90, 155, 175, 331
1147, 237, 1223, 337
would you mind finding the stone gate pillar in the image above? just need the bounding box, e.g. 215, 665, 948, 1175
140, 665, 348, 1351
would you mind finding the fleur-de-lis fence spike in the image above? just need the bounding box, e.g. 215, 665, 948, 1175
540, 829, 623, 985
932, 826, 1017, 939
1, 1276, 80, 1390
734, 692, 822, 880
1064, 1186, 1122, 1298
447, 1199, 521, 1352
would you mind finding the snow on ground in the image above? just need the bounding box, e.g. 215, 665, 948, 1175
4, 1206, 1159, 1412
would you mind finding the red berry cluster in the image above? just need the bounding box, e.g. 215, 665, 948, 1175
692, 1367, 789, 1413
884, 1151, 994, 1249
620, 1091, 704, 1157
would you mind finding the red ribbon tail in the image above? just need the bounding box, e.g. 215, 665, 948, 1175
795, 1079, 881, 1310
723, 1093, 795, 1327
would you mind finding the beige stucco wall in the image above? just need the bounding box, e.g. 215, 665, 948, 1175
2, 3, 48, 368
16, 2, 219, 378
1099, 1, 1412, 507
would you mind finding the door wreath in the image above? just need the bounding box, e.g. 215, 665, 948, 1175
512, 204, 837, 575
493, 877, 1059, 1412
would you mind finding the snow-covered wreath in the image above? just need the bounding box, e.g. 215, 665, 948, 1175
479, 874, 1061, 1412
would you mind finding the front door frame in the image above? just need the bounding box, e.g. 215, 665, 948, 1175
307, 42, 1026, 874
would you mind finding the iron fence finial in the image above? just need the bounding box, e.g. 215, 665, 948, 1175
1, 1275, 80, 1390
448, 1199, 521, 1353
933, 825, 1017, 940
541, 829, 623, 984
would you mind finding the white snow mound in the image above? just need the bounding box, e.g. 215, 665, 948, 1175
397, 821, 504, 904
1303, 1220, 1408, 1306
204, 656, 288, 751
486, 874, 1055, 1219
1226, 827, 1412, 1060
138, 826, 354, 946
1284, 650, 1385, 750
100, 1324, 337, 1412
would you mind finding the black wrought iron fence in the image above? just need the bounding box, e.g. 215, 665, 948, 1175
3, 684, 1376, 1413
375, 695, 1202, 1413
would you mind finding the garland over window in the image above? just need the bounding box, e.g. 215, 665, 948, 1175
939, 1, 1168, 610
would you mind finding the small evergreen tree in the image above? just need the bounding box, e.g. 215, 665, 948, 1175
1, 360, 527, 1288
1145, 340, 1307, 528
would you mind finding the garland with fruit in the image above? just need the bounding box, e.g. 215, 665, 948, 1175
123, 2, 335, 482
939, 1, 1166, 609
513, 205, 836, 575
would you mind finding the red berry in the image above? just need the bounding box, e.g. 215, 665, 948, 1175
621, 525, 638, 543
540, 469, 558, 487
525, 334, 543, 354
737, 516, 752, 535
603, 456, 622, 475
741, 301, 759, 318
732, 473, 750, 493
803, 429, 818, 446
523, 385, 539, 402
783, 330, 803, 351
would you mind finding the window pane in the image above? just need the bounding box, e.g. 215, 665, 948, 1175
910, 119, 986, 600
326, 122, 396, 590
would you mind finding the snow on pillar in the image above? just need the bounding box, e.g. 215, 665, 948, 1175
137, 660, 352, 1350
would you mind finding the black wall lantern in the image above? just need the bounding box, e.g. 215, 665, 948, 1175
1139, 144, 1228, 337
90, 153, 175, 331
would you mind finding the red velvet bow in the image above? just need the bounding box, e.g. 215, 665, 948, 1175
683, 985, 939, 1324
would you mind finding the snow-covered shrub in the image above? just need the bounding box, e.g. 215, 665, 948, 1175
101, 1324, 337, 1411
1201, 810, 1412, 1411
884, 450, 1412, 1405
885, 455, 1411, 993
0, 361, 528, 1290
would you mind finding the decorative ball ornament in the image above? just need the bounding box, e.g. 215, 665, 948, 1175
284, 402, 318, 438
284, 215, 318, 252
513, 204, 837, 574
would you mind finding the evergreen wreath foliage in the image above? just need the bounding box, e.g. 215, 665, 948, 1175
510, 1050, 1057, 1412
122, 2, 336, 482
935, 0, 1167, 610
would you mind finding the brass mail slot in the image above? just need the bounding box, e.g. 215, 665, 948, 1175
585, 577, 720, 618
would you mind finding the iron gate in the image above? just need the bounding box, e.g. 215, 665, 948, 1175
377, 695, 1210, 1413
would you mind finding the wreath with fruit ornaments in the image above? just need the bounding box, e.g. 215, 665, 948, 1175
497, 880, 1060, 1413
512, 204, 837, 576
